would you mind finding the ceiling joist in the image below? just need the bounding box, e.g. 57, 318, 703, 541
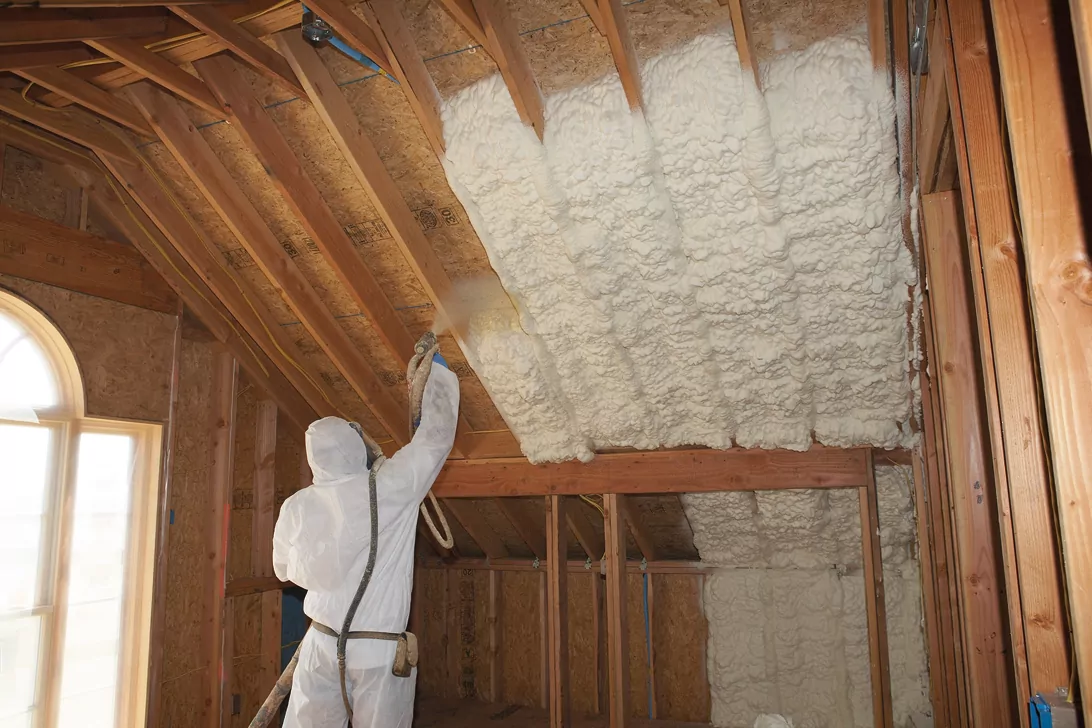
0, 14, 169, 45
16, 65, 156, 136
87, 37, 224, 117
0, 44, 95, 71
596, 0, 642, 109
0, 86, 135, 160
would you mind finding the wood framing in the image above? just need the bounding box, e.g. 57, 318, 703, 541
545, 495, 571, 727
496, 499, 547, 560
603, 493, 630, 727
488, 569, 503, 702
0, 202, 176, 312
433, 447, 869, 497
622, 498, 658, 562
463, 0, 545, 138
867, 0, 887, 69
0, 44, 93, 71
86, 37, 224, 118
273, 32, 521, 457
722, 0, 759, 86
1070, 0, 1092, 149
128, 80, 409, 445
940, 0, 1071, 700
596, 0, 642, 108
989, 0, 1092, 714
202, 351, 238, 728
911, 451, 949, 728
859, 451, 893, 728
0, 86, 134, 160
293, 0, 394, 76
921, 190, 1016, 728
252, 399, 277, 577
567, 508, 605, 561
170, 5, 306, 98
0, 14, 168, 45
442, 499, 509, 559
435, 0, 490, 50
15, 66, 155, 137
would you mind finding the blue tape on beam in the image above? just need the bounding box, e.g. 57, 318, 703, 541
169, 509, 174, 525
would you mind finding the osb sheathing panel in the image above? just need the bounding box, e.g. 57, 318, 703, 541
229, 375, 259, 582
500, 570, 543, 706
568, 572, 599, 716
161, 337, 215, 724
275, 409, 307, 505
230, 593, 267, 728
0, 275, 175, 421
473, 498, 535, 558
416, 567, 452, 697
628, 495, 700, 561
741, 0, 868, 60
1, 146, 73, 225
652, 574, 710, 722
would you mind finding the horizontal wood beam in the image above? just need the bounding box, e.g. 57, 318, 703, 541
0, 202, 176, 312
0, 86, 135, 161
11, 0, 239, 5
16, 66, 155, 136
170, 4, 305, 98
421, 558, 707, 575
0, 15, 169, 45
433, 447, 870, 497
0, 44, 94, 71
224, 575, 290, 597
86, 37, 224, 118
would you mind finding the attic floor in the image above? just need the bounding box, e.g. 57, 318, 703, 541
413, 697, 711, 727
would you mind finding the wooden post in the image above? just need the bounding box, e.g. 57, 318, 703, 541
540, 570, 549, 709
645, 573, 657, 719
252, 400, 277, 577
446, 568, 459, 698
546, 496, 571, 726
604, 494, 630, 727
488, 569, 503, 703
911, 451, 948, 728
204, 351, 238, 728
591, 571, 604, 715
220, 597, 235, 728
859, 451, 893, 728
989, 0, 1092, 718
921, 190, 1016, 727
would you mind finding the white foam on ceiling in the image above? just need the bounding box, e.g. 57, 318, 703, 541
683, 466, 930, 727
441, 30, 915, 464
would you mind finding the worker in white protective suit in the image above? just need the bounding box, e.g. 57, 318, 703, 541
272, 352, 459, 728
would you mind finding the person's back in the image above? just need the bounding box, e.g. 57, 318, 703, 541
272, 359, 459, 727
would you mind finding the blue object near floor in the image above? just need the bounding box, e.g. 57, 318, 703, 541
1029, 693, 1052, 728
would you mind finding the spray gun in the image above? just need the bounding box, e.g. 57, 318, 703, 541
414, 331, 438, 358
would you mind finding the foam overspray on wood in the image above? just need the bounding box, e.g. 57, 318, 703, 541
441, 30, 916, 463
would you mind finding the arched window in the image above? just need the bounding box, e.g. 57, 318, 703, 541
0, 289, 161, 728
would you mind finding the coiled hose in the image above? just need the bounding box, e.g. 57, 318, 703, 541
249, 332, 454, 726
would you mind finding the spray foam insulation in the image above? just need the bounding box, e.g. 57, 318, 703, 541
441, 30, 917, 463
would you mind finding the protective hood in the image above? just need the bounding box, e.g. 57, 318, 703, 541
305, 416, 369, 484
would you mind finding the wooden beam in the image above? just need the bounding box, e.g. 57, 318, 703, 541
603, 493, 629, 727
170, 5, 305, 98
540, 570, 549, 708
219, 597, 235, 728
421, 558, 707, 575
0, 116, 100, 173
358, 0, 445, 157
488, 569, 503, 702
868, 0, 887, 69
0, 15, 168, 45
98, 152, 341, 425
272, 32, 519, 457
941, 0, 1071, 699
252, 399, 277, 577
859, 451, 893, 728
917, 16, 951, 195
990, 0, 1092, 713
128, 80, 408, 444
621, 497, 658, 562
0, 44, 94, 71
259, 590, 281, 702
546, 495, 571, 727
441, 499, 508, 559
0, 202, 176, 312
577, 0, 605, 34
16, 66, 155, 137
911, 451, 949, 728
0, 86, 134, 160
435, 0, 490, 49
596, 0, 642, 109
470, 0, 545, 138
921, 190, 1016, 728
723, 0, 759, 87
86, 37, 224, 117
1070, 0, 1092, 150
433, 447, 870, 498
592, 569, 605, 715
224, 575, 289, 597
567, 507, 604, 561
203, 351, 237, 728
496, 499, 547, 560
294, 0, 394, 76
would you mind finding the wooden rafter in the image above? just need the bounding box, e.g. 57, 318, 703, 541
566, 507, 604, 560
86, 37, 224, 117
441, 498, 509, 559
0, 86, 134, 160
577, 0, 605, 34
859, 451, 893, 728
170, 4, 306, 98
434, 447, 869, 497
621, 497, 658, 561
940, 0, 1071, 699
0, 44, 94, 71
0, 14, 169, 45
16, 66, 156, 136
357, 0, 445, 157
292, 0, 394, 76
434, 0, 490, 49
128, 80, 410, 445
496, 499, 547, 560
988, 0, 1092, 714
721, 0, 759, 87
0, 202, 177, 312
596, 0, 642, 109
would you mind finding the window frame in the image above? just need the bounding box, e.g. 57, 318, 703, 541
0, 289, 162, 728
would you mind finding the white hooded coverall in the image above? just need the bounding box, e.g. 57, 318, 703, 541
272, 364, 459, 728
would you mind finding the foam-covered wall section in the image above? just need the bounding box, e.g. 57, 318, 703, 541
442, 31, 916, 464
